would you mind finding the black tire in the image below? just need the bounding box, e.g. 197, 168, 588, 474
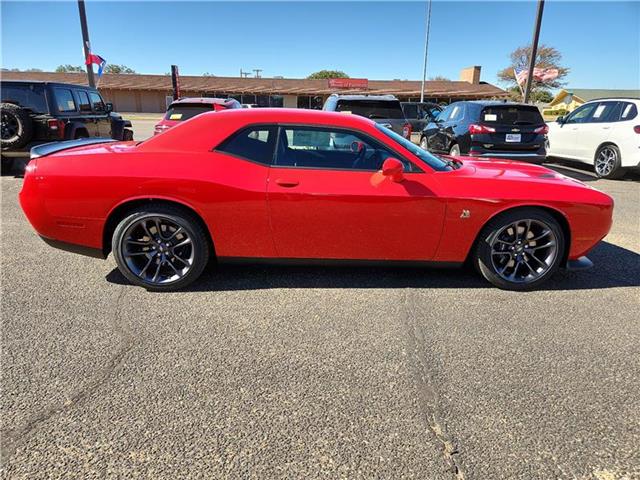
449, 143, 460, 156
473, 208, 565, 291
1, 103, 33, 149
594, 144, 626, 179
112, 204, 210, 291
74, 129, 89, 140
123, 129, 134, 141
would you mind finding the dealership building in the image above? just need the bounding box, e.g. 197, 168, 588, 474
3, 66, 508, 113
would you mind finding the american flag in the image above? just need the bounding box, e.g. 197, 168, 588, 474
514, 66, 559, 86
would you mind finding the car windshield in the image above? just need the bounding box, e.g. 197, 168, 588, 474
1, 84, 48, 114
336, 100, 405, 119
164, 104, 213, 121
480, 105, 544, 126
375, 124, 452, 172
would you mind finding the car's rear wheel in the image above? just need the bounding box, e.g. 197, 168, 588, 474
449, 143, 460, 156
112, 205, 210, 291
594, 144, 625, 179
474, 209, 564, 291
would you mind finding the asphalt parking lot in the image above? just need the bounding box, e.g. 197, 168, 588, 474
1, 155, 639, 479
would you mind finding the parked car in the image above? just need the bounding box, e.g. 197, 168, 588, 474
323, 94, 412, 140
154, 97, 242, 135
547, 98, 640, 179
20, 108, 612, 292
401, 101, 442, 143
420, 101, 548, 163
1, 80, 133, 171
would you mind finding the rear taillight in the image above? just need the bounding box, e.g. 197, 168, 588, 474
47, 119, 65, 139
634, 125, 640, 134
534, 124, 549, 135
468, 124, 496, 134
402, 123, 412, 139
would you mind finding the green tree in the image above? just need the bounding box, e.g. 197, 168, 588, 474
307, 70, 349, 79
103, 64, 136, 74
55, 65, 84, 73
498, 44, 569, 101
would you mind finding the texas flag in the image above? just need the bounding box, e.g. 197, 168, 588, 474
85, 53, 107, 77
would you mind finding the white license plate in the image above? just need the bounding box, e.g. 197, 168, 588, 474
505, 133, 521, 143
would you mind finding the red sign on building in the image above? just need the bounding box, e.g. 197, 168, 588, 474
328, 78, 369, 89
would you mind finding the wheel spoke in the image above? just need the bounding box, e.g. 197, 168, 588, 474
173, 238, 192, 249
138, 256, 154, 278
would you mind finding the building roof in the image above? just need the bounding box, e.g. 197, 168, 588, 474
0, 71, 508, 99
563, 88, 640, 102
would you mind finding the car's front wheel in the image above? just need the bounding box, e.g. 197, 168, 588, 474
473, 209, 564, 291
594, 144, 625, 179
112, 205, 210, 291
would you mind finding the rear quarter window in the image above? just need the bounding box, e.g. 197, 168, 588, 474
620, 102, 638, 121
55, 88, 77, 112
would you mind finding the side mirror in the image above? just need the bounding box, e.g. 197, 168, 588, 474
105, 102, 114, 113
556, 115, 564, 124
381, 158, 405, 182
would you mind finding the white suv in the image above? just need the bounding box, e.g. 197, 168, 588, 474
547, 98, 640, 179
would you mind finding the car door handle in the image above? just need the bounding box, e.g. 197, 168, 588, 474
275, 179, 299, 188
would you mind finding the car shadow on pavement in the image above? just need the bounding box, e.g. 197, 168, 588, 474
105, 241, 639, 292
545, 159, 640, 183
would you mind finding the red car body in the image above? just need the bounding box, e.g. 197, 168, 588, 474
154, 97, 241, 135
19, 108, 613, 289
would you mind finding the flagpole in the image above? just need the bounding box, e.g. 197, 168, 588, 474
524, 0, 545, 103
77, 0, 95, 88
419, 0, 432, 103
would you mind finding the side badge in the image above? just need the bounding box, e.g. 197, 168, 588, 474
460, 209, 471, 219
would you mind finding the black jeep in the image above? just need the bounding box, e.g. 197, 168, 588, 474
1, 80, 133, 172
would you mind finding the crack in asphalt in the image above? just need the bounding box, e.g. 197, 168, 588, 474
402, 288, 465, 480
0, 286, 132, 464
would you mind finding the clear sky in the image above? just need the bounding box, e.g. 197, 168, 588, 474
2, 1, 639, 90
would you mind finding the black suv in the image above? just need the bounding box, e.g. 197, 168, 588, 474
420, 101, 548, 163
323, 94, 412, 140
1, 80, 133, 171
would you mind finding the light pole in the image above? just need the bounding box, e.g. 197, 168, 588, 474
524, 0, 545, 103
77, 0, 95, 87
420, 0, 433, 103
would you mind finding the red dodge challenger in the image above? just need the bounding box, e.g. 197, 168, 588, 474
19, 108, 613, 291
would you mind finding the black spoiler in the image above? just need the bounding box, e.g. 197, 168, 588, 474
30, 138, 116, 159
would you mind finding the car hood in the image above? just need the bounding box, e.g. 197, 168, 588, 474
451, 156, 587, 185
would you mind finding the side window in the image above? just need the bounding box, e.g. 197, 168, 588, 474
591, 102, 620, 123
88, 92, 105, 112
449, 103, 464, 122
436, 104, 453, 122
216, 126, 277, 165
620, 102, 638, 121
403, 104, 418, 120
275, 126, 416, 172
76, 91, 92, 112
54, 88, 77, 112
565, 103, 597, 124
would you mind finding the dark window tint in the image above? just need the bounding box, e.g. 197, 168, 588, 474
276, 126, 419, 172
591, 101, 620, 123
1, 84, 48, 113
55, 88, 76, 112
76, 91, 91, 112
217, 126, 277, 165
480, 105, 543, 126
565, 103, 597, 124
88, 92, 105, 112
620, 102, 638, 121
165, 104, 212, 121
402, 104, 418, 119
335, 100, 405, 119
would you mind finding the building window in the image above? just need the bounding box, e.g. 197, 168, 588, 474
311, 96, 324, 110
241, 94, 256, 105
269, 95, 284, 108
256, 95, 270, 107
297, 96, 310, 109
